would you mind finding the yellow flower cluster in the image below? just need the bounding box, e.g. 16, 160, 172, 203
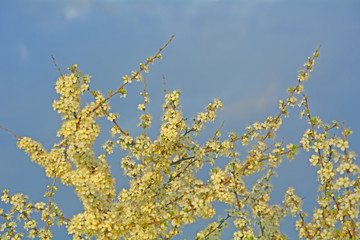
1, 41, 359, 239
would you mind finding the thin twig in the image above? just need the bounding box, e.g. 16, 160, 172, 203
51, 55, 63, 78
212, 121, 225, 138
162, 74, 167, 94
170, 156, 195, 166
201, 213, 231, 240
0, 125, 20, 139
142, 77, 147, 137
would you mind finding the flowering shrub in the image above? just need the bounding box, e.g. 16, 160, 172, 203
0, 36, 359, 240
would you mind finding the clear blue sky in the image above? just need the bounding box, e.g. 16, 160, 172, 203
0, 0, 359, 239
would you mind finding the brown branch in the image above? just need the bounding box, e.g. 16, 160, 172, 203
86, 87, 128, 136
0, 125, 21, 139
232, 170, 242, 211
162, 74, 167, 94
212, 121, 224, 139
51, 55, 64, 79
0, 213, 15, 237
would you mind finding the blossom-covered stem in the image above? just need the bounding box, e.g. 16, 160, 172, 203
298, 212, 311, 239
303, 96, 343, 222
301, 96, 358, 239
142, 78, 147, 137
110, 117, 127, 136
0, 212, 15, 237
261, 47, 320, 142
303, 95, 325, 168
44, 145, 67, 232
91, 35, 175, 114
221, 144, 304, 185
231, 170, 241, 211
230, 143, 242, 211
44, 179, 57, 232
74, 67, 129, 137
341, 122, 357, 238
200, 213, 231, 240
87, 83, 128, 136
120, 208, 196, 230
232, 128, 257, 143
20, 210, 40, 237
1, 191, 42, 237
303, 97, 330, 235
167, 158, 197, 184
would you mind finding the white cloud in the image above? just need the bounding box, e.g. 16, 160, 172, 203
18, 43, 29, 61
224, 81, 280, 120
65, 6, 81, 21
63, 2, 92, 21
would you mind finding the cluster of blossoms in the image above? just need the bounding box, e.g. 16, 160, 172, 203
1, 39, 359, 239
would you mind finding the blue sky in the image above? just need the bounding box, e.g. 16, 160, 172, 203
0, 0, 359, 239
